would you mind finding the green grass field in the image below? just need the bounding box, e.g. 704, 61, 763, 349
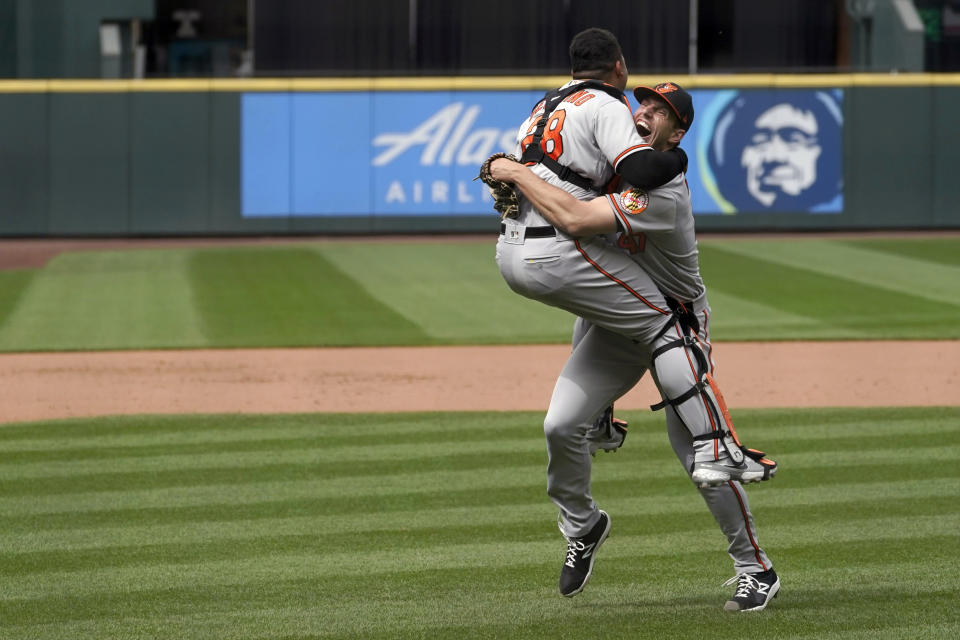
1, 236, 959, 351
1, 407, 958, 639
1, 235, 959, 638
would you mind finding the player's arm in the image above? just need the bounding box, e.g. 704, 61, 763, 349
615, 147, 687, 190
597, 100, 686, 189
490, 158, 616, 236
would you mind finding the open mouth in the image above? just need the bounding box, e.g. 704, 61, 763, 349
636, 121, 651, 136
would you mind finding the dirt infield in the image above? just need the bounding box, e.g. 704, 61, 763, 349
2, 341, 958, 424
1, 236, 957, 424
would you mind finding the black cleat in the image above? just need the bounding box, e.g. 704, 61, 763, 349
559, 510, 611, 597
723, 569, 780, 612
588, 407, 628, 456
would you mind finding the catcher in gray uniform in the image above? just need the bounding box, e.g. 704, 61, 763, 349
488, 83, 779, 612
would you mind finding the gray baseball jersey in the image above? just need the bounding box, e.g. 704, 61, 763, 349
511, 80, 651, 228
605, 174, 704, 304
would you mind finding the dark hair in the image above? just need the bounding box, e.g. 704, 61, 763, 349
569, 28, 623, 74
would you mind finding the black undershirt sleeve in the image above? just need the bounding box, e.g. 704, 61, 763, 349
615, 147, 687, 190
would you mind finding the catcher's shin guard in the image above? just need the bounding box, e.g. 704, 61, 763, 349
649, 319, 776, 478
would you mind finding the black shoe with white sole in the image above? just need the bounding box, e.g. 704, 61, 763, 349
723, 569, 780, 612
587, 406, 628, 456
558, 510, 611, 597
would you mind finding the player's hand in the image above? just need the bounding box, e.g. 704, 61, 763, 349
490, 157, 521, 183
475, 152, 521, 219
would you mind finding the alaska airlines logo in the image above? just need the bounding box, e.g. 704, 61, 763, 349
702, 90, 843, 212
372, 103, 516, 167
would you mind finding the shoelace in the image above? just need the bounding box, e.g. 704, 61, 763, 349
565, 539, 584, 568
722, 573, 761, 598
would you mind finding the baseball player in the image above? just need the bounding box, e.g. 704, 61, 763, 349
491, 82, 778, 611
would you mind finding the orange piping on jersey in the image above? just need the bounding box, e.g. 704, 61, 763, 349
612, 144, 650, 168
573, 240, 669, 314
605, 174, 623, 193
606, 194, 633, 235
728, 480, 769, 571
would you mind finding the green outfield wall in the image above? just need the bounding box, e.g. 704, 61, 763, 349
0, 74, 958, 237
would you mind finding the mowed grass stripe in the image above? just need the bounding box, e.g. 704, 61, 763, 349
0, 409, 957, 508
3, 514, 956, 602
6, 585, 959, 640
780, 624, 960, 640
4, 439, 959, 497
188, 247, 430, 347
5, 426, 960, 483
697, 288, 858, 341
0, 250, 206, 351
0, 269, 34, 332
0, 436, 541, 478
2, 406, 955, 457
6, 460, 958, 534
0, 418, 535, 457
840, 237, 960, 268
1, 408, 957, 638
5, 560, 957, 640
0, 411, 536, 444
316, 241, 575, 344
3, 410, 959, 468
698, 244, 960, 338
2, 547, 957, 636
12, 469, 959, 544
3, 492, 957, 578
4, 542, 955, 624
7, 433, 960, 496
711, 238, 960, 306
3, 476, 955, 554
0, 423, 530, 462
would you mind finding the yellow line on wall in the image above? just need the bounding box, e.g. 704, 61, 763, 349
3, 74, 960, 93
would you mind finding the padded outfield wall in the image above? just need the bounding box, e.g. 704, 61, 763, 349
0, 74, 958, 236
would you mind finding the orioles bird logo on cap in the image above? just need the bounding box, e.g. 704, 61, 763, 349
656, 82, 679, 93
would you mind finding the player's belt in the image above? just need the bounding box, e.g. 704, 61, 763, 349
499, 223, 555, 237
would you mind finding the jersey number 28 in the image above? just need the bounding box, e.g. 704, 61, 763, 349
521, 109, 566, 160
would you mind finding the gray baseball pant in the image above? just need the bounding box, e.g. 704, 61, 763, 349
551, 317, 771, 574
496, 232, 771, 573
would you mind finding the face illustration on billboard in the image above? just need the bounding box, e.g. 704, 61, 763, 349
695, 90, 843, 213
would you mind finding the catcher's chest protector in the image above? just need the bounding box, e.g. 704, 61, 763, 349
520, 80, 627, 192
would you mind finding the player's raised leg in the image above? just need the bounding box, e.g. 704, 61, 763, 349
650, 321, 777, 488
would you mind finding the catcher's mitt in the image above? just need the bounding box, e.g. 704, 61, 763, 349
475, 153, 520, 220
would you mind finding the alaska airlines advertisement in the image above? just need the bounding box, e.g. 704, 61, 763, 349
241, 88, 843, 217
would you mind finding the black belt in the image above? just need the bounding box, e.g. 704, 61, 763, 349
499, 223, 555, 238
